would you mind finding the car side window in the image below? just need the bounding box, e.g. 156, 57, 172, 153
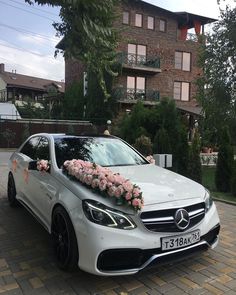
20, 137, 41, 160
36, 137, 50, 161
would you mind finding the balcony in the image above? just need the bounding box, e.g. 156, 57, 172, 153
113, 87, 160, 104
118, 52, 161, 74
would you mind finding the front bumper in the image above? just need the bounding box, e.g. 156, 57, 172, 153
97, 223, 220, 274
72, 202, 220, 276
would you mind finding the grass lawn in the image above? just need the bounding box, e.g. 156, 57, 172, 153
202, 166, 236, 203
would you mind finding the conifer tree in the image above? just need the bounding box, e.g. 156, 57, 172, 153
188, 132, 202, 183
215, 126, 234, 192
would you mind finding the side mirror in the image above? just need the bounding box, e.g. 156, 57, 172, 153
28, 160, 38, 170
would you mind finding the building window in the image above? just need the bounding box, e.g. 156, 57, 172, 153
175, 51, 191, 71
128, 44, 146, 65
147, 16, 154, 30
160, 19, 167, 32
174, 82, 190, 101
8, 91, 13, 99
127, 76, 146, 100
135, 13, 143, 27
123, 11, 129, 24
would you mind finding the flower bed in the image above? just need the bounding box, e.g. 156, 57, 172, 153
63, 159, 144, 211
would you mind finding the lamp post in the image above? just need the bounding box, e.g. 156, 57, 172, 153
106, 120, 112, 135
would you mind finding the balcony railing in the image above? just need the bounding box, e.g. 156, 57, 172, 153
118, 52, 161, 72
113, 87, 160, 102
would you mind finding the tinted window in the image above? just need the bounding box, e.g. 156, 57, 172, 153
20, 137, 40, 160
54, 137, 147, 168
36, 137, 50, 160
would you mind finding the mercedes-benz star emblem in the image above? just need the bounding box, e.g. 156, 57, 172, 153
174, 209, 190, 230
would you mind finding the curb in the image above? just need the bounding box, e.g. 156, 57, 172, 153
213, 197, 236, 206
0, 149, 15, 152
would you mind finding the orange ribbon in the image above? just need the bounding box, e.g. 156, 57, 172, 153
23, 168, 29, 184
12, 159, 18, 173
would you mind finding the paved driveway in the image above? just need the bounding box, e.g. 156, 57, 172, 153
0, 155, 236, 295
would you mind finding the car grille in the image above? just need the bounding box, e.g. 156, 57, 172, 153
140, 202, 205, 232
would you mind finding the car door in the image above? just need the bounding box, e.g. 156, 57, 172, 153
15, 136, 41, 203
26, 136, 57, 227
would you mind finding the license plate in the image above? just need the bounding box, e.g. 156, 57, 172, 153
161, 230, 200, 251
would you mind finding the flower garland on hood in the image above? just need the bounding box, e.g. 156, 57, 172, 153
63, 159, 144, 211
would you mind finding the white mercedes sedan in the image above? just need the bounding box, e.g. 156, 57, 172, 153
7, 133, 220, 276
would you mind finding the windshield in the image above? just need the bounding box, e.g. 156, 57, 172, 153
54, 137, 147, 168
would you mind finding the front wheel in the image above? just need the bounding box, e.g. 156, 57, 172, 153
7, 173, 19, 207
51, 206, 79, 271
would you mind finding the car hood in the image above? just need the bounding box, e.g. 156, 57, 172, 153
108, 164, 206, 207
57, 164, 206, 212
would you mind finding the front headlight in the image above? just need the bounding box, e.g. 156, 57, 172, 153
204, 190, 213, 212
82, 200, 136, 230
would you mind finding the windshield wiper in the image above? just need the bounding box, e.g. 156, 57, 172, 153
103, 163, 139, 167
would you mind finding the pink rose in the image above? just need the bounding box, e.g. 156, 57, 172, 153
125, 192, 132, 200
99, 179, 107, 191
114, 185, 124, 198
107, 173, 116, 183
114, 174, 126, 185
85, 175, 93, 185
132, 198, 141, 208
107, 182, 113, 188
133, 187, 141, 197
98, 173, 106, 180
108, 186, 116, 197
91, 178, 99, 189
63, 160, 70, 168
123, 181, 133, 192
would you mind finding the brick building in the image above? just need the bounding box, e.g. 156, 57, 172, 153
58, 0, 216, 123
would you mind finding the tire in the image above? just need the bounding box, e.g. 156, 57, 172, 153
7, 173, 19, 207
51, 206, 79, 271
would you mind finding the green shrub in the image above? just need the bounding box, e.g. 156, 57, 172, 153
231, 160, 236, 196
188, 132, 202, 183
176, 125, 189, 177
153, 127, 171, 154
215, 126, 234, 192
133, 135, 153, 156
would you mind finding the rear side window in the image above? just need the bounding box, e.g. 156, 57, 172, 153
20, 137, 41, 160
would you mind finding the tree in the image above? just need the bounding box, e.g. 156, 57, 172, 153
153, 127, 171, 154
188, 132, 202, 184
197, 5, 236, 146
62, 81, 85, 120
231, 160, 236, 197
176, 125, 189, 177
215, 126, 234, 192
25, 0, 119, 98
133, 135, 153, 156
1, 129, 16, 148
85, 70, 116, 124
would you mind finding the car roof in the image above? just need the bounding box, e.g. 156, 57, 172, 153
32, 133, 117, 139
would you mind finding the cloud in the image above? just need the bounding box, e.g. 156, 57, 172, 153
146, 0, 235, 18
0, 40, 64, 81
17, 33, 60, 48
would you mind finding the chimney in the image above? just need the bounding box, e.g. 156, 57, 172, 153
0, 63, 5, 73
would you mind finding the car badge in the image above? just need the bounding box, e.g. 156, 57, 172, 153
174, 208, 190, 230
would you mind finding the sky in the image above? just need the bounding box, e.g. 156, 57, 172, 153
0, 0, 235, 82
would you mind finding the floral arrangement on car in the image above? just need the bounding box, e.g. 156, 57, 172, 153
62, 159, 144, 211
146, 155, 155, 164
37, 160, 50, 172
